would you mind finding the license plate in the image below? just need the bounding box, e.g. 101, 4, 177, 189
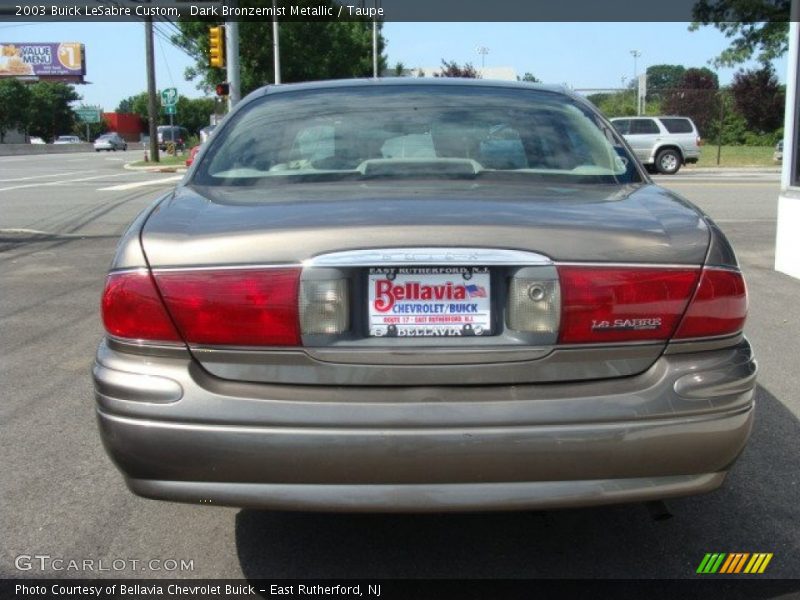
368, 267, 492, 337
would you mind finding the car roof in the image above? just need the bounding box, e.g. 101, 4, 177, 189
246, 78, 572, 105
611, 116, 695, 121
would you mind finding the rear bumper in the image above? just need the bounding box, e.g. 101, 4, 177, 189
94, 338, 757, 511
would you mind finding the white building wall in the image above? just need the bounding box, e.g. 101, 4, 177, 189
776, 20, 800, 279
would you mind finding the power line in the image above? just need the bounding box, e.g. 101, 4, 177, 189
154, 25, 175, 86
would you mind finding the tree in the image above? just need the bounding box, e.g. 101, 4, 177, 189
393, 62, 405, 77
434, 60, 480, 78
518, 72, 540, 83
663, 68, 719, 135
587, 91, 638, 118
730, 62, 785, 133
115, 92, 216, 134
0, 79, 31, 142
175, 96, 216, 134
26, 82, 80, 141
172, 9, 387, 95
115, 96, 137, 113
73, 117, 111, 142
690, 0, 789, 67
645, 65, 686, 101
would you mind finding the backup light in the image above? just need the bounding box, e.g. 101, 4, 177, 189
300, 279, 350, 335
507, 278, 561, 333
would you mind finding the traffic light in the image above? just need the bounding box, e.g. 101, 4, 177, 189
215, 82, 230, 97
209, 26, 225, 68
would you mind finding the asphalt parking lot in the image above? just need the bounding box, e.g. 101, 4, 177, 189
1, 154, 798, 583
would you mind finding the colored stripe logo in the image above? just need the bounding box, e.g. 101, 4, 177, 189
697, 553, 773, 574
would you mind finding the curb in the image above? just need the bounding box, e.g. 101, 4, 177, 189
124, 162, 187, 174
681, 167, 781, 173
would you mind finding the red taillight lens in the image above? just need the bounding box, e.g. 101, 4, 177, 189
558, 267, 701, 344
673, 268, 747, 339
102, 270, 182, 342
153, 268, 301, 346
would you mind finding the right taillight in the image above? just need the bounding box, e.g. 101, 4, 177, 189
673, 268, 747, 339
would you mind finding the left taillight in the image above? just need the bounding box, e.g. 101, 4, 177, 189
557, 266, 701, 344
153, 268, 302, 346
102, 270, 182, 343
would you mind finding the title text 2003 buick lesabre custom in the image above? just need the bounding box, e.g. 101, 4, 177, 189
94, 80, 756, 511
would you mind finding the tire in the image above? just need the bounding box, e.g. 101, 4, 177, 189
655, 148, 682, 175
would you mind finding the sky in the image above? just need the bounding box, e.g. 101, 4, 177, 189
0, 21, 789, 110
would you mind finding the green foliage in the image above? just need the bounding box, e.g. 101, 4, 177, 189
173, 5, 387, 95
175, 96, 216, 134
115, 92, 218, 134
115, 96, 138, 113
518, 72, 540, 83
434, 60, 480, 78
27, 82, 81, 141
645, 64, 686, 101
690, 1, 789, 67
393, 62, 405, 77
0, 79, 31, 142
730, 62, 785, 133
587, 91, 637, 118
663, 68, 719, 135
73, 117, 111, 142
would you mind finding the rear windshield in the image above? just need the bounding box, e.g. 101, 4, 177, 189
192, 86, 641, 187
660, 118, 694, 134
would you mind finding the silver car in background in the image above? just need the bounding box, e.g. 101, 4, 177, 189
53, 135, 82, 145
94, 132, 128, 152
611, 116, 702, 174
95, 80, 755, 512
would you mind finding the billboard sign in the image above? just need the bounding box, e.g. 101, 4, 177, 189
0, 42, 85, 79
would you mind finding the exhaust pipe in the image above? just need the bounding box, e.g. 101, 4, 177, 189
646, 500, 673, 521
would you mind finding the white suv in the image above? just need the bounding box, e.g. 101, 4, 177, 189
611, 116, 701, 175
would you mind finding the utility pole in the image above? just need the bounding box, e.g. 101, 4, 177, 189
629, 50, 640, 80
629, 50, 641, 117
372, 0, 380, 78
372, 19, 378, 78
144, 13, 159, 162
272, 0, 281, 84
476, 46, 489, 69
226, 0, 241, 107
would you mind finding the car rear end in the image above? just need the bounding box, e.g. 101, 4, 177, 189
94, 81, 756, 511
658, 117, 702, 165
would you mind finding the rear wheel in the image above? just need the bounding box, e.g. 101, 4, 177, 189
656, 149, 682, 175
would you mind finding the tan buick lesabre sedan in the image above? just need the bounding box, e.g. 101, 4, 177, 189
94, 79, 756, 512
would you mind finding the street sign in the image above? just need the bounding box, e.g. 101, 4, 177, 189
164, 104, 176, 116
161, 87, 178, 106
75, 106, 101, 123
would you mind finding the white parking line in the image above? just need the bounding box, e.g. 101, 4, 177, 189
97, 175, 182, 191
0, 172, 133, 193
0, 171, 95, 183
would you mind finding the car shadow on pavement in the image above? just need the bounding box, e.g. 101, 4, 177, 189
235, 385, 800, 583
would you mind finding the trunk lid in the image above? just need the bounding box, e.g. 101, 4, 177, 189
140, 181, 709, 386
